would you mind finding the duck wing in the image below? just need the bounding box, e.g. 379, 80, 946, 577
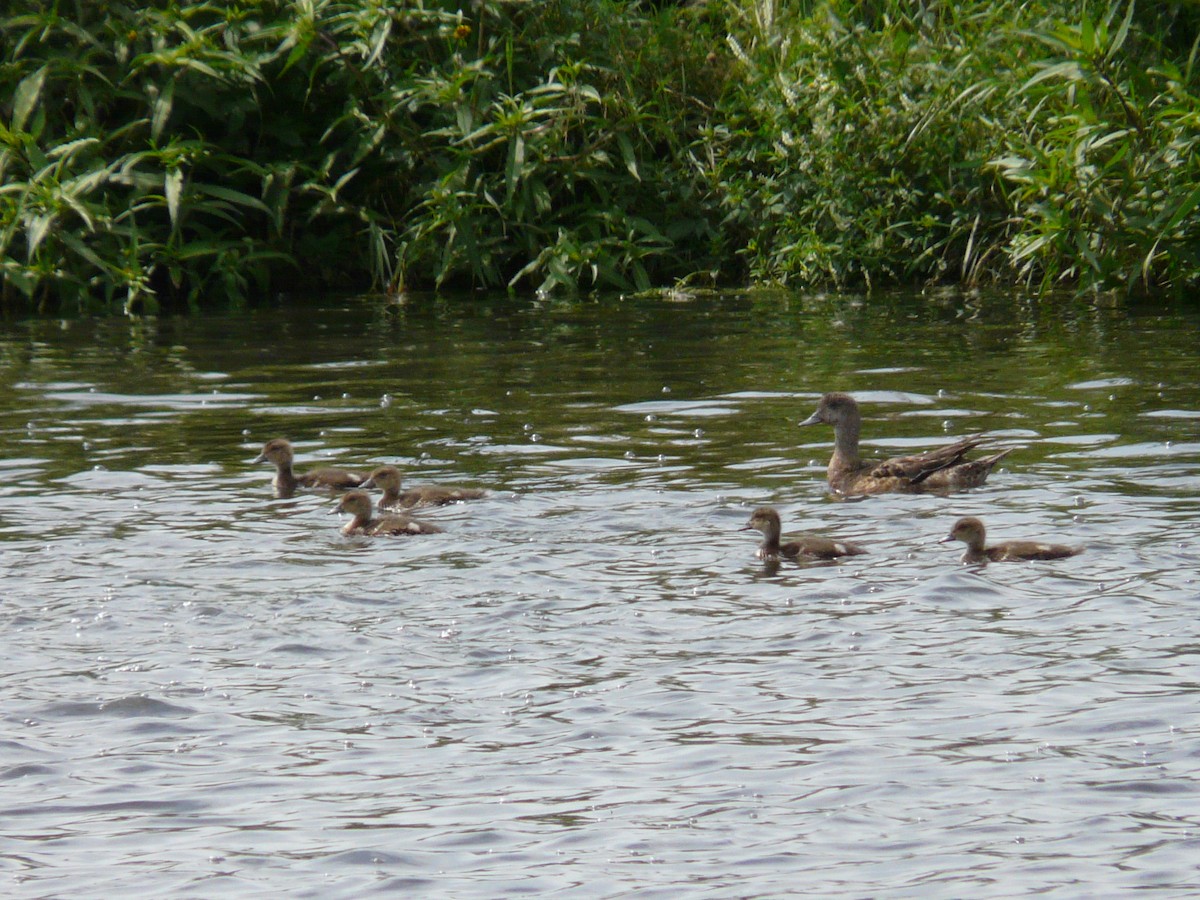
989, 540, 1081, 561
783, 536, 868, 559
396, 485, 487, 508
297, 467, 366, 489
866, 436, 988, 483
915, 447, 1013, 489
367, 514, 444, 536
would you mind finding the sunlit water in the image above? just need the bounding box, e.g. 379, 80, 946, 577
1, 291, 1198, 896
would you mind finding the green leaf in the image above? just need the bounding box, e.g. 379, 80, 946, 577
26, 213, 54, 258
152, 78, 175, 143
47, 137, 101, 161
1022, 61, 1088, 93
1079, 15, 1095, 56
59, 230, 109, 271
1160, 183, 1200, 234
1106, 1, 1134, 62
617, 133, 640, 181
0, 266, 36, 299
165, 167, 183, 228
281, 37, 311, 75
192, 183, 269, 212
505, 133, 525, 201
12, 66, 47, 132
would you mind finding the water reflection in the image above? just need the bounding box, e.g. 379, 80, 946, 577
0, 291, 1198, 896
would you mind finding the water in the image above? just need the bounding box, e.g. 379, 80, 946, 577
1, 291, 1198, 896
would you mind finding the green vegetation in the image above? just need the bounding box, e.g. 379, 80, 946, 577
2, 0, 1197, 309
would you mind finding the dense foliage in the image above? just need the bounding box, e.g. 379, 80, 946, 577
1, 0, 1197, 309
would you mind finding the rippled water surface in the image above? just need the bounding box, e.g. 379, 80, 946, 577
2, 291, 1199, 896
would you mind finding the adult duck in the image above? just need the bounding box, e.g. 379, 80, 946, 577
799, 392, 1010, 496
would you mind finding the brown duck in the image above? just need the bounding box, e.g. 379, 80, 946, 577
334, 490, 444, 537
940, 516, 1082, 563
359, 465, 487, 509
740, 506, 867, 561
799, 392, 1010, 495
254, 438, 365, 497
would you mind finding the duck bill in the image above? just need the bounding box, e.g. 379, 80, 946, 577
937, 535, 954, 543
798, 411, 821, 427
252, 453, 267, 463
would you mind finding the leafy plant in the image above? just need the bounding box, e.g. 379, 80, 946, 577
1, 0, 1198, 308
987, 0, 1200, 294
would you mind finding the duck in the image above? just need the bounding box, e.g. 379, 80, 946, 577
740, 506, 867, 561
254, 438, 365, 497
940, 516, 1082, 563
334, 490, 444, 537
799, 392, 1011, 495
359, 465, 487, 509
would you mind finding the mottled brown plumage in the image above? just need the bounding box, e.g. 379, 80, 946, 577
799, 392, 1010, 495
740, 506, 866, 561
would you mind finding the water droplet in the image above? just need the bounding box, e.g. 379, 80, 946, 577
662, 385, 671, 393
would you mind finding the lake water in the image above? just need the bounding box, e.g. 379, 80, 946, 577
1, 290, 1198, 896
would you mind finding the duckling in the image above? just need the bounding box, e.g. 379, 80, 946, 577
940, 516, 1082, 563
360, 465, 487, 509
799, 392, 1010, 496
254, 438, 364, 498
334, 490, 443, 537
740, 506, 867, 561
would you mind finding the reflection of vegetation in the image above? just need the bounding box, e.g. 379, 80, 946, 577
1, 1, 1197, 309
2, 292, 1197, 488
